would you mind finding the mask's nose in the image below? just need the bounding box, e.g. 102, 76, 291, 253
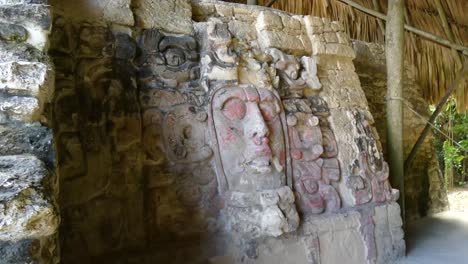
244, 103, 270, 145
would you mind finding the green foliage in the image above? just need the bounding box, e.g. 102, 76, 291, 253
433, 100, 467, 187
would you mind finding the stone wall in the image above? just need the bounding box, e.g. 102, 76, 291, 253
0, 0, 59, 263
47, 0, 404, 263
352, 41, 449, 221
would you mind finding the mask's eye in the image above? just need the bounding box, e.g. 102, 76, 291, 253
259, 101, 279, 121
222, 98, 246, 120
164, 48, 186, 66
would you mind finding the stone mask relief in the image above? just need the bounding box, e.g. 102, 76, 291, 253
210, 85, 287, 193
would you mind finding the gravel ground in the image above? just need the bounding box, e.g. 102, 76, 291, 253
448, 186, 468, 212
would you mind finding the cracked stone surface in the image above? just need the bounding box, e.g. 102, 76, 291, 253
0, 155, 58, 242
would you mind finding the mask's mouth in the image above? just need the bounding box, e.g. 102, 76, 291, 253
248, 157, 272, 173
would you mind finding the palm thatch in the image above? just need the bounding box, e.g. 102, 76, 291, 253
227, 0, 468, 111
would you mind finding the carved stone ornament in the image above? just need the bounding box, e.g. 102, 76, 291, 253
137, 29, 200, 90
209, 85, 298, 237
346, 110, 392, 204
284, 99, 341, 215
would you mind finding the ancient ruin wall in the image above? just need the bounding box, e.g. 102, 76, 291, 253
352, 41, 449, 221
0, 0, 59, 263
48, 0, 405, 263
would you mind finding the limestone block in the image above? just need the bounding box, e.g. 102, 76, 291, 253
0, 41, 46, 63
0, 4, 51, 50
0, 61, 50, 97
256, 11, 283, 31
0, 23, 28, 42
282, 16, 302, 31
101, 0, 134, 26
134, 0, 192, 34
51, 0, 133, 26
0, 95, 39, 122
0, 123, 54, 167
323, 32, 338, 43
228, 20, 256, 41
0, 234, 58, 264
192, 2, 216, 20
305, 16, 324, 27
301, 211, 366, 264
257, 31, 310, 56
215, 4, 233, 17
0, 155, 58, 241
331, 21, 344, 32
325, 43, 356, 58
256, 11, 313, 55
233, 5, 257, 22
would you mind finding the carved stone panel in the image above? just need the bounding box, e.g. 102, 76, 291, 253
210, 85, 298, 238
284, 98, 341, 215
210, 85, 288, 193
346, 109, 392, 204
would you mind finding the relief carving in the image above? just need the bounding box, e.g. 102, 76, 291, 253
210, 85, 298, 237
137, 29, 200, 90
284, 99, 341, 215
267, 48, 307, 98
346, 110, 392, 204
163, 105, 213, 163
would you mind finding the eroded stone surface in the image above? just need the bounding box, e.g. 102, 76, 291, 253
0, 155, 58, 241
134, 0, 192, 34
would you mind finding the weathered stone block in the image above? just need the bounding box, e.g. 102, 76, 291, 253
0, 23, 27, 42
0, 95, 39, 122
51, 0, 133, 26
0, 123, 54, 167
323, 32, 338, 43
257, 30, 310, 56
0, 5, 51, 31
0, 61, 50, 97
0, 4, 51, 50
0, 235, 58, 264
134, 0, 192, 34
0, 41, 45, 63
325, 43, 356, 58
0, 155, 58, 241
256, 11, 283, 31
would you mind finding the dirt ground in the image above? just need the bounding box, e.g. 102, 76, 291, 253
448, 186, 468, 212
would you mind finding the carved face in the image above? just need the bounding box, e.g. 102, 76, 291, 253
211, 86, 287, 193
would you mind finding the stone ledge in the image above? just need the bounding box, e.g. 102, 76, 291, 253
0, 155, 58, 241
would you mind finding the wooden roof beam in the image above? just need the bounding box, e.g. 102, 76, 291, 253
337, 0, 468, 54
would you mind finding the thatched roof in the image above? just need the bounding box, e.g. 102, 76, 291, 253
225, 0, 468, 111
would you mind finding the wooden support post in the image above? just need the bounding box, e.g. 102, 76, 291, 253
386, 0, 405, 222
